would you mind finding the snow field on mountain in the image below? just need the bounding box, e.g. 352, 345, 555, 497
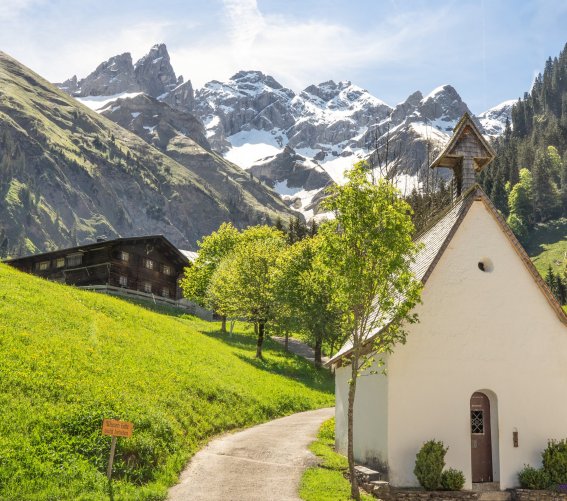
75, 92, 143, 111
225, 129, 288, 169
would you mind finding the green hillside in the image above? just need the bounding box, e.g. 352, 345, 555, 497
525, 219, 567, 276
0, 264, 333, 500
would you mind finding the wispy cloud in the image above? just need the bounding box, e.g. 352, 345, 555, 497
173, 0, 457, 93
2, 0, 566, 111
222, 0, 265, 50
0, 0, 45, 19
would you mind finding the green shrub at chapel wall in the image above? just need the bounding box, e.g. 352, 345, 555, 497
414, 441, 466, 491
543, 439, 567, 484
518, 465, 552, 490
414, 440, 447, 490
440, 468, 465, 491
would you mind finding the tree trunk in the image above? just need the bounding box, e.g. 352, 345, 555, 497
254, 322, 258, 337
348, 356, 360, 500
221, 315, 227, 334
314, 335, 323, 366
230, 320, 235, 336
256, 321, 265, 359
284, 330, 289, 351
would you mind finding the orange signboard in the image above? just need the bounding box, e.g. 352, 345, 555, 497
102, 419, 133, 438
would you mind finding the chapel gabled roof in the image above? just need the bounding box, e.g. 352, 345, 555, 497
326, 185, 567, 367
429, 112, 496, 171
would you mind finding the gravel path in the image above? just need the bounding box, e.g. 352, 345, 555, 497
167, 407, 334, 501
271, 336, 330, 365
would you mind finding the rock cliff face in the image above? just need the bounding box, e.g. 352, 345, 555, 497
249, 146, 332, 192
161, 80, 195, 112
99, 93, 209, 150
99, 93, 291, 226
247, 146, 333, 218
0, 51, 295, 258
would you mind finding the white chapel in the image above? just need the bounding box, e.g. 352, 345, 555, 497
328, 113, 567, 490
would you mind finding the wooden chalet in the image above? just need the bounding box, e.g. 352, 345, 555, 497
4, 235, 191, 304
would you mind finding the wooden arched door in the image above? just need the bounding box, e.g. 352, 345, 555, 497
470, 392, 493, 482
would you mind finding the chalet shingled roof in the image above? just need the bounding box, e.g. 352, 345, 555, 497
327, 185, 567, 367
3, 235, 190, 267
429, 112, 496, 172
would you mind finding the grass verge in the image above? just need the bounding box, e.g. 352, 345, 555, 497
300, 418, 374, 501
0, 264, 334, 500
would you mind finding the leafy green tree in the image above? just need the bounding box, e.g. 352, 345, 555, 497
207, 226, 286, 358
506, 213, 529, 243
273, 235, 344, 365
507, 168, 534, 239
180, 222, 241, 332
320, 161, 422, 500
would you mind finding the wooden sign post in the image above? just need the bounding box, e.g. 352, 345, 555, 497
102, 419, 133, 481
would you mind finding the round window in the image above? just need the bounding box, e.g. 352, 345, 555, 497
478, 258, 493, 272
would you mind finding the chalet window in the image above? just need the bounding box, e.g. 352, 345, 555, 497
162, 287, 170, 298
66, 253, 83, 267
37, 261, 50, 271
120, 251, 129, 262
162, 265, 172, 276
119, 275, 128, 287
55, 258, 65, 268
143, 282, 152, 293
144, 258, 154, 270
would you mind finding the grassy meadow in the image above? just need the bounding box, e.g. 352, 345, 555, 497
0, 263, 334, 500
525, 218, 567, 276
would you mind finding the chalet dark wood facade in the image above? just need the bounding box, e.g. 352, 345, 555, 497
4, 235, 190, 301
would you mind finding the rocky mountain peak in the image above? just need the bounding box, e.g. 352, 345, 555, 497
230, 70, 285, 92
55, 43, 181, 99
133, 43, 178, 97
302, 80, 351, 102
477, 99, 514, 137
389, 85, 471, 132
69, 52, 138, 97
134, 43, 168, 68
418, 84, 468, 123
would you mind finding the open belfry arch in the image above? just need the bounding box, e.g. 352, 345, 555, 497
329, 112, 567, 493
430, 112, 496, 199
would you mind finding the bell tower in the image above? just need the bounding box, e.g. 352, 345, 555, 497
430, 113, 496, 200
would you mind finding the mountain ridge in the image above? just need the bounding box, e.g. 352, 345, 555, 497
55, 44, 513, 219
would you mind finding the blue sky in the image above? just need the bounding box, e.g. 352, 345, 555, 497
1, 0, 567, 113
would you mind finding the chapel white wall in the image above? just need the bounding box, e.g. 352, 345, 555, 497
387, 201, 567, 489
335, 359, 388, 469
